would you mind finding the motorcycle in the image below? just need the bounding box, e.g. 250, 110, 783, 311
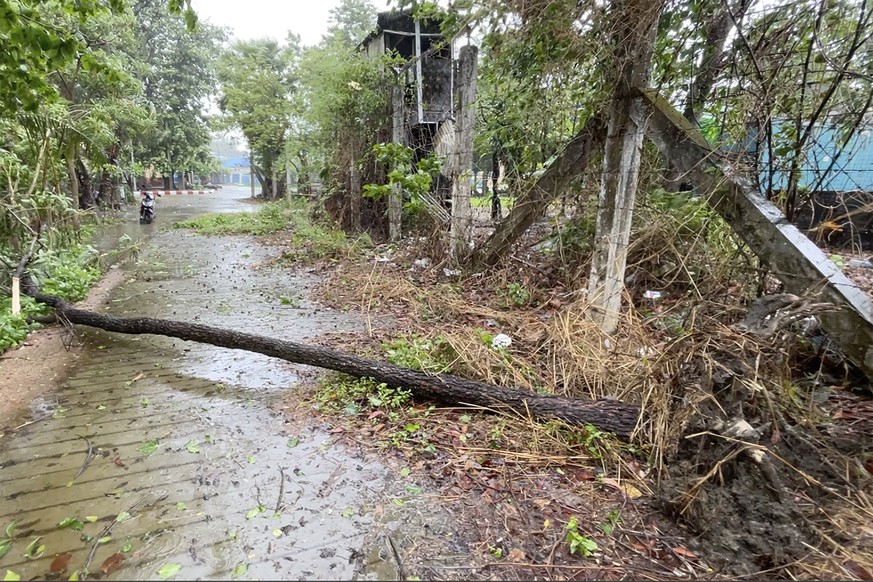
139, 191, 160, 224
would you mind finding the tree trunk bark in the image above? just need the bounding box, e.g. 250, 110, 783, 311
389, 85, 405, 241
449, 45, 478, 265
467, 116, 605, 268
27, 291, 641, 437
587, 0, 663, 335
350, 158, 362, 231
76, 159, 95, 209
66, 143, 79, 204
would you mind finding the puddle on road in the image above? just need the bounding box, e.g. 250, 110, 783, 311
0, 193, 469, 580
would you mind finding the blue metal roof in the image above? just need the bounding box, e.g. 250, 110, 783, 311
756, 123, 873, 192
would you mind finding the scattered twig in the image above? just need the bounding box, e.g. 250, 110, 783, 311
386, 535, 406, 581
275, 466, 287, 514
74, 435, 95, 480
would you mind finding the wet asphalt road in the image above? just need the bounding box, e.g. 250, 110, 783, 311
0, 188, 461, 580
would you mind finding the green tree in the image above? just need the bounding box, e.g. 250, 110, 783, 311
132, 0, 225, 190
216, 37, 299, 199
324, 0, 378, 48
0, 0, 197, 116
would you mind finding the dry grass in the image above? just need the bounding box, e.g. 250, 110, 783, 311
291, 193, 873, 579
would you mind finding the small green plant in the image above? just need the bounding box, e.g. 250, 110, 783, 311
383, 335, 456, 373
389, 421, 421, 448
315, 375, 412, 414
498, 282, 531, 307
565, 516, 598, 557
599, 509, 622, 535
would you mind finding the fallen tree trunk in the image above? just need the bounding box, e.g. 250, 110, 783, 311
32, 291, 641, 437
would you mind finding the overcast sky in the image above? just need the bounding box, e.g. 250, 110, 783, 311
190, 0, 394, 47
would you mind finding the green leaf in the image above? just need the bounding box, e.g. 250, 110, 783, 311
137, 441, 158, 455
341, 507, 355, 518
85, 516, 99, 523
231, 563, 248, 578
24, 537, 44, 559
157, 563, 182, 579
116, 511, 131, 523
245, 506, 264, 520
58, 517, 84, 531
247, 455, 256, 464
272, 529, 282, 537
185, 440, 200, 454
68, 571, 80, 581
97, 536, 111, 545
5, 522, 17, 538
0, 540, 11, 560
399, 467, 411, 478
404, 485, 422, 496
176, 502, 187, 511
4, 570, 21, 581
121, 541, 133, 553
287, 437, 299, 448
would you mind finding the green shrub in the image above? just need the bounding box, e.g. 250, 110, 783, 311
174, 201, 290, 235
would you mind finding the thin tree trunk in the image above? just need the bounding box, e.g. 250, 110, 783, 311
389, 85, 404, 240
449, 45, 478, 265
587, 0, 664, 335
26, 290, 641, 437
66, 143, 79, 204
76, 159, 95, 209
350, 158, 362, 231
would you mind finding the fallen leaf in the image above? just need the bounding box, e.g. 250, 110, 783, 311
231, 563, 248, 578
131, 372, 144, 382
101, 553, 125, 575
672, 546, 697, 559
286, 437, 299, 448
599, 477, 644, 499
507, 548, 526, 562
845, 560, 873, 580
50, 553, 73, 573
328, 427, 344, 434
3, 570, 20, 581
157, 563, 182, 579
114, 456, 126, 468
57, 517, 84, 531
0, 541, 10, 560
